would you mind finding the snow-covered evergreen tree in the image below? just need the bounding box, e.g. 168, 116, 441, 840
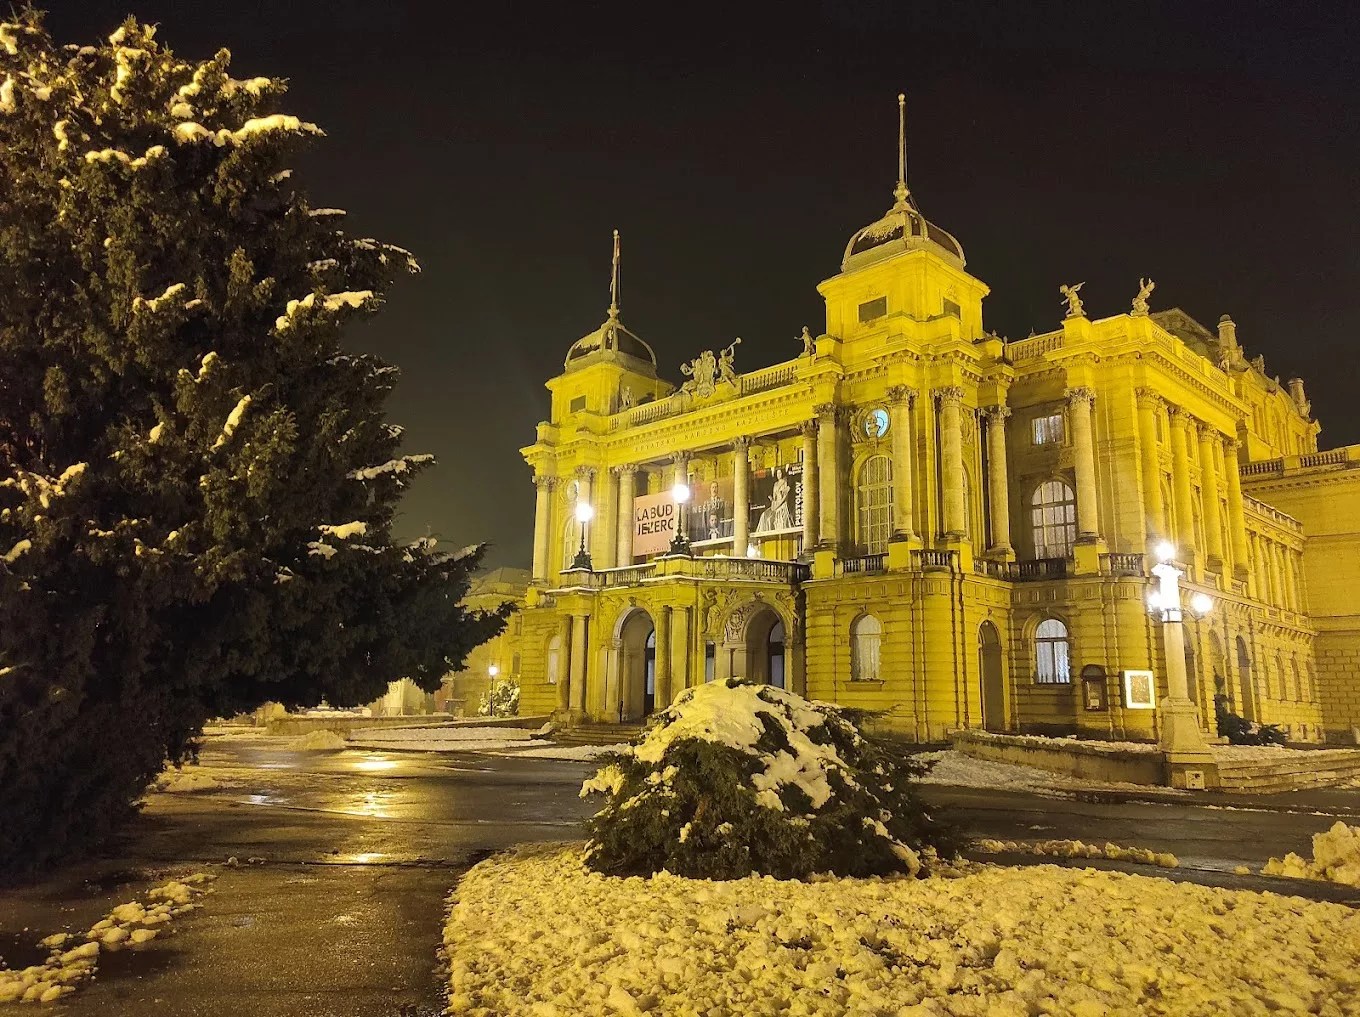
0, 11, 505, 873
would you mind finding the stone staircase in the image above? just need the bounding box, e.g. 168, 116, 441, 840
1214, 748, 1360, 792
553, 722, 645, 747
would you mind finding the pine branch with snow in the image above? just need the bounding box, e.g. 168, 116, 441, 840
580, 681, 959, 880
0, 10, 504, 875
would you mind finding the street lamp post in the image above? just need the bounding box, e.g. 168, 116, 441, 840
1147, 541, 1219, 788
668, 479, 692, 556
570, 501, 594, 570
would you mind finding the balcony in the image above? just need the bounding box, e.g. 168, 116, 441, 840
1100, 552, 1146, 577
836, 553, 887, 576
1010, 557, 1069, 582
912, 548, 959, 572
556, 555, 807, 590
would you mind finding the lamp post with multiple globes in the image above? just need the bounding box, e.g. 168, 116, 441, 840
1147, 541, 1218, 787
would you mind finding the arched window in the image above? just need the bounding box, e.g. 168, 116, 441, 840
1034, 618, 1071, 684
546, 634, 562, 685
1292, 654, 1303, 701
1192, 494, 1205, 555
768, 620, 786, 690
1276, 651, 1286, 701
856, 455, 893, 554
961, 468, 972, 539
850, 614, 882, 682
1030, 480, 1077, 559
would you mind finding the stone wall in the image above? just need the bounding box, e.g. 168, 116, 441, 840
953, 729, 1167, 785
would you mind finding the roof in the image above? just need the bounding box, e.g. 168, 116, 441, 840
842, 190, 965, 272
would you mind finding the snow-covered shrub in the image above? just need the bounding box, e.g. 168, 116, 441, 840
477, 678, 520, 718
580, 679, 958, 880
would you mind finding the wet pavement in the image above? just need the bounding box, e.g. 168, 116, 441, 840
1, 732, 1357, 1016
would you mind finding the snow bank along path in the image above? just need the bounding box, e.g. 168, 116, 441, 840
443, 844, 1360, 1017
1264, 822, 1360, 887
0, 873, 215, 1004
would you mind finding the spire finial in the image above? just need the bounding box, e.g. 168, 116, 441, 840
894, 92, 909, 206
607, 228, 621, 322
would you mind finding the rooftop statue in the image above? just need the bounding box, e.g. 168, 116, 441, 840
718, 337, 742, 386
680, 349, 719, 398
1131, 277, 1155, 316
799, 326, 814, 357
1060, 282, 1086, 319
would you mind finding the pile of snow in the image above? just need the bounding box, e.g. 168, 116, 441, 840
958, 730, 1160, 755
347, 726, 541, 753
1263, 822, 1360, 886
443, 844, 1360, 1017
0, 873, 214, 1004
150, 767, 235, 793
288, 729, 348, 751
580, 679, 956, 879
974, 837, 1179, 868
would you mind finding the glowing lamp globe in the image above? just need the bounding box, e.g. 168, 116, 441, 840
672, 481, 690, 504
1190, 592, 1214, 616
575, 501, 594, 525
1154, 541, 1176, 564
488, 664, 499, 678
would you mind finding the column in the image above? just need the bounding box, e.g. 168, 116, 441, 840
732, 436, 750, 554
1135, 388, 1166, 541
983, 405, 1012, 554
815, 403, 840, 548
615, 466, 636, 566
575, 466, 595, 555
800, 420, 819, 551
1198, 428, 1225, 567
555, 618, 571, 713
596, 467, 618, 570
937, 386, 966, 538
531, 475, 555, 583
654, 606, 672, 708
1282, 547, 1299, 612
669, 606, 690, 695
1223, 436, 1250, 580
568, 612, 589, 715
670, 452, 689, 548
1167, 407, 1194, 553
887, 386, 917, 540
1066, 386, 1100, 539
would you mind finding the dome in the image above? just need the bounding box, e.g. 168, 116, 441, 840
842, 189, 965, 272
564, 311, 657, 372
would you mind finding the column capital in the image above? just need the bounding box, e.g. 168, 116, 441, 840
934, 385, 965, 408
669, 450, 689, 465
1166, 404, 1190, 425
886, 384, 916, 406
1223, 435, 1241, 452
814, 401, 838, 420
799, 419, 819, 439
534, 474, 558, 491
574, 465, 597, 482
982, 404, 1012, 423
1135, 386, 1165, 409
1064, 385, 1096, 408
731, 435, 751, 453
611, 463, 639, 478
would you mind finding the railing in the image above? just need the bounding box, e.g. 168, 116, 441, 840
1242, 494, 1302, 533
1101, 552, 1146, 577
1300, 449, 1350, 468
1007, 332, 1064, 362
740, 362, 800, 396
837, 553, 886, 576
694, 557, 797, 582
1240, 459, 1283, 477
597, 564, 657, 587
1012, 557, 1069, 581
912, 548, 958, 571
624, 397, 679, 428
974, 557, 1007, 579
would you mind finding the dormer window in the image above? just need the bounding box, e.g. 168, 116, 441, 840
942, 298, 961, 318
858, 296, 887, 323
569, 395, 587, 413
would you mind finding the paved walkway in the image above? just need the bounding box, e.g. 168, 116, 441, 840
1, 734, 1355, 1015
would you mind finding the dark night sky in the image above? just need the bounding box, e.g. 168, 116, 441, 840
56, 2, 1360, 569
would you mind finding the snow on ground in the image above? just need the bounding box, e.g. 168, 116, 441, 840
1264, 822, 1360, 886
347, 725, 543, 753
150, 767, 244, 793
288, 729, 347, 751
443, 843, 1360, 1017
974, 838, 1178, 869
0, 874, 214, 1004
916, 749, 1184, 797
490, 743, 629, 761
960, 731, 1160, 755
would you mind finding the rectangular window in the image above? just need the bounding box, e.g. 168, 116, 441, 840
569, 395, 587, 413
1032, 412, 1064, 446
704, 642, 715, 683
858, 296, 887, 323
511, 652, 521, 675
942, 298, 961, 318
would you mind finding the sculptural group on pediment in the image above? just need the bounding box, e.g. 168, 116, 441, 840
680, 337, 741, 398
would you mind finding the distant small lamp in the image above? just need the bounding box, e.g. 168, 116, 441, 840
746, 542, 760, 559
1190, 592, 1214, 617
571, 501, 594, 570
669, 479, 692, 555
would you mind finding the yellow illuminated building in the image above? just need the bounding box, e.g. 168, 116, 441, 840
509, 100, 1359, 745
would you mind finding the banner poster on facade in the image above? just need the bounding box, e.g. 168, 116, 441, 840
632, 491, 678, 557
684, 463, 804, 547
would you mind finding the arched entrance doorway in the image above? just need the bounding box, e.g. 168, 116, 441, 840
1235, 636, 1254, 721
618, 609, 656, 723
739, 606, 786, 688
1208, 631, 1227, 710
978, 621, 1005, 732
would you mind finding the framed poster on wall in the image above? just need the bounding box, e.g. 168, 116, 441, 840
1122, 669, 1156, 709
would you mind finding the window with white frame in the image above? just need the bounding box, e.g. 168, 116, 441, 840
1030, 480, 1077, 558
1032, 412, 1064, 446
850, 614, 882, 681
1034, 618, 1071, 684
856, 454, 893, 554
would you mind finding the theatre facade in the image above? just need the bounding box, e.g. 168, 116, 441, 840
509, 115, 1358, 744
